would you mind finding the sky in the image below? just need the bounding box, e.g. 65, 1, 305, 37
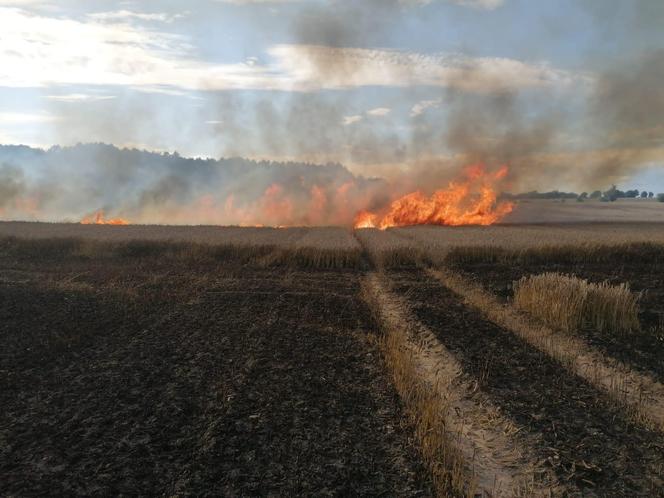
0, 0, 663, 193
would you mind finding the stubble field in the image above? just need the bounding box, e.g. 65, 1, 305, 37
1, 220, 664, 496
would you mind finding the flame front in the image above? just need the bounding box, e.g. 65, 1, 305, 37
354, 164, 514, 229
81, 210, 129, 225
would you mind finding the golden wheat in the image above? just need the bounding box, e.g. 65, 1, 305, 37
441, 242, 664, 266
0, 235, 364, 270
354, 228, 429, 268
398, 223, 664, 255
513, 273, 640, 335
431, 268, 664, 432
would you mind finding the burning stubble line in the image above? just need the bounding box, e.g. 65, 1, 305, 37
429, 268, 664, 432
361, 272, 560, 497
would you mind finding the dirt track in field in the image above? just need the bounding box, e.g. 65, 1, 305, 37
387, 269, 664, 496
0, 256, 432, 496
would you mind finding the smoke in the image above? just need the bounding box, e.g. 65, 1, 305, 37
593, 49, 664, 135
4, 0, 663, 226
0, 144, 386, 225
575, 49, 664, 184
0, 164, 27, 211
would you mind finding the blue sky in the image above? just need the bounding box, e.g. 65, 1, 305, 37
0, 0, 662, 192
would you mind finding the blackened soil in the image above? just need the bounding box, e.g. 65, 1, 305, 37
390, 270, 664, 497
452, 261, 664, 382
0, 258, 433, 497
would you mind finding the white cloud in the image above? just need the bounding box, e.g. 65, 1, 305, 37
215, 0, 305, 3
367, 107, 391, 117
0, 7, 265, 90
131, 86, 203, 98
219, 0, 505, 8
45, 93, 116, 102
411, 98, 441, 117
0, 0, 49, 4
342, 115, 363, 126
403, 0, 505, 9
269, 44, 578, 92
0, 111, 60, 123
88, 10, 185, 24
452, 0, 504, 9
0, 8, 576, 94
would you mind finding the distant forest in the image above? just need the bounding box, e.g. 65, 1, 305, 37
504, 187, 664, 202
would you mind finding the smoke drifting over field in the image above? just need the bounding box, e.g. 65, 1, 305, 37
1, 0, 662, 226
0, 144, 385, 226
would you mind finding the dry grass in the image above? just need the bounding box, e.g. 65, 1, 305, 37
442, 242, 664, 266
430, 268, 664, 432
362, 277, 466, 497
513, 273, 641, 335
395, 223, 664, 264
377, 316, 466, 497
354, 229, 429, 269
267, 246, 365, 269
0, 236, 364, 270
0, 221, 310, 245
362, 273, 555, 497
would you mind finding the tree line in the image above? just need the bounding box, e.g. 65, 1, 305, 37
504, 186, 664, 203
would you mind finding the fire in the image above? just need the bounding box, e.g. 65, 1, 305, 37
81, 210, 129, 225
354, 164, 514, 229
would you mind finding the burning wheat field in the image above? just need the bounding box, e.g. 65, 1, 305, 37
2, 1, 664, 497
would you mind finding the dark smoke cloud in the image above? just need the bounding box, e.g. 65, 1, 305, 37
566, 49, 664, 184
593, 49, 664, 134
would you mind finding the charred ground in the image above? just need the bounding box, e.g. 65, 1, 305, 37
0, 239, 429, 496
2, 224, 664, 497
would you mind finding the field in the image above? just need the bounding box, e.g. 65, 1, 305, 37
2, 221, 664, 496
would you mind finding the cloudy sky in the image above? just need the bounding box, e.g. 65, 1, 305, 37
1, 0, 663, 192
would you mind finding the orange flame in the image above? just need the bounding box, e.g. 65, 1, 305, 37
81, 210, 129, 225
354, 164, 514, 229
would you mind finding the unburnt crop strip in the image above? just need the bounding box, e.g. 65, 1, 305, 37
432, 268, 664, 432
442, 246, 664, 383
513, 272, 641, 335
361, 273, 563, 497
388, 269, 664, 495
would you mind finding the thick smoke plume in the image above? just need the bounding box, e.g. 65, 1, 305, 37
2, 0, 663, 226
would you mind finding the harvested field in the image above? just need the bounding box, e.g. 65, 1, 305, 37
0, 240, 430, 496
445, 245, 664, 383
0, 222, 357, 248
386, 270, 664, 495
502, 199, 664, 224
3, 222, 664, 496
395, 222, 664, 255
